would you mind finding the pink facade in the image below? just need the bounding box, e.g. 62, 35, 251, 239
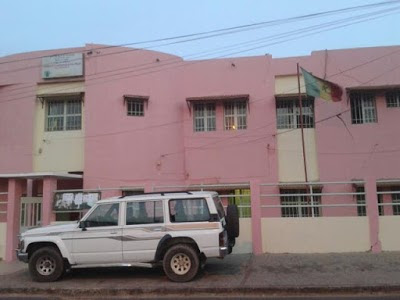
1, 44, 400, 259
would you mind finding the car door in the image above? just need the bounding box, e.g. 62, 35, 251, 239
122, 200, 166, 263
71, 202, 123, 264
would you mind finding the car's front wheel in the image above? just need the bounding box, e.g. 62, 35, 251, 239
163, 244, 199, 282
28, 246, 64, 282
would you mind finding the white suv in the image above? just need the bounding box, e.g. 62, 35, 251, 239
16, 191, 239, 282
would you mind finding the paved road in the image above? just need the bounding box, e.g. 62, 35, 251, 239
1, 295, 400, 300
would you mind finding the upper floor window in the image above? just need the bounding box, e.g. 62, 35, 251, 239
193, 103, 216, 132
386, 90, 400, 108
224, 101, 247, 130
276, 98, 314, 129
46, 98, 82, 132
350, 92, 377, 124
127, 99, 144, 116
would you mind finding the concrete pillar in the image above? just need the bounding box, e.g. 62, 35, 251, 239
5, 179, 24, 262
365, 176, 381, 253
42, 177, 57, 226
250, 179, 262, 254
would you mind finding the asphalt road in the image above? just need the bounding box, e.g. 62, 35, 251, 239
1, 295, 400, 300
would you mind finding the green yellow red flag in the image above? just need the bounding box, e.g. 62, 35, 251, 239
301, 67, 343, 102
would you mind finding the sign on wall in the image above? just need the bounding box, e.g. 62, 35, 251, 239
42, 53, 83, 79
54, 192, 100, 211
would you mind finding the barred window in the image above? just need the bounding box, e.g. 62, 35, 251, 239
280, 189, 321, 218
224, 101, 247, 130
392, 192, 400, 215
276, 98, 314, 129
193, 103, 216, 132
355, 187, 366, 216
226, 189, 251, 218
377, 192, 384, 216
386, 90, 400, 107
127, 99, 144, 116
350, 92, 377, 124
46, 98, 82, 131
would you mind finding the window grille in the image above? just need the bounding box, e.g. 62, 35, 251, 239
392, 192, 400, 215
386, 90, 400, 107
377, 192, 384, 216
350, 92, 377, 124
193, 103, 216, 132
355, 187, 366, 216
46, 98, 82, 131
276, 98, 314, 129
127, 99, 144, 116
280, 189, 321, 218
226, 189, 251, 218
224, 101, 247, 130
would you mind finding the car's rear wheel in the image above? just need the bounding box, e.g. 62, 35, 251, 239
163, 244, 199, 282
28, 247, 64, 282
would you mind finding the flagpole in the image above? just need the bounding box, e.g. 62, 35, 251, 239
297, 63, 309, 184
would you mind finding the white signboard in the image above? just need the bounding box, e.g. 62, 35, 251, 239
54, 192, 100, 211
42, 53, 83, 79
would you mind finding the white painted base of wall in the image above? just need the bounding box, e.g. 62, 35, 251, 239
262, 217, 370, 253
233, 218, 253, 254
379, 216, 400, 251
0, 223, 6, 259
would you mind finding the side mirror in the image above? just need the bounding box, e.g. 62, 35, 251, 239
79, 221, 87, 231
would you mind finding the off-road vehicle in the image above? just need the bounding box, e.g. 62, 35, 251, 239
17, 191, 239, 282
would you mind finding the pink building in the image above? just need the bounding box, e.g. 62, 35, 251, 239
1, 44, 400, 261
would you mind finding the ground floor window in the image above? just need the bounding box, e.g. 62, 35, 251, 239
280, 189, 321, 218
355, 187, 367, 216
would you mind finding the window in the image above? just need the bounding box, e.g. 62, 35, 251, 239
126, 201, 163, 225
276, 98, 314, 129
350, 92, 377, 124
386, 90, 400, 107
280, 189, 321, 217
193, 103, 216, 132
46, 98, 82, 131
85, 203, 119, 227
355, 187, 366, 216
392, 192, 400, 215
169, 199, 210, 222
122, 190, 145, 197
225, 189, 251, 218
377, 192, 384, 216
127, 99, 144, 116
224, 101, 247, 130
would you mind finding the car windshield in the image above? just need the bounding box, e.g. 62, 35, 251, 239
213, 195, 225, 219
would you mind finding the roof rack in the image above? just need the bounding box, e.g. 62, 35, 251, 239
119, 191, 193, 199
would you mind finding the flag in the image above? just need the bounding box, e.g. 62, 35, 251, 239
301, 67, 343, 102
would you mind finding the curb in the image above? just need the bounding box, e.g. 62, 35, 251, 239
1, 285, 400, 297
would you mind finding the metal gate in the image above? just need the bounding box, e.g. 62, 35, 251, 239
20, 197, 42, 233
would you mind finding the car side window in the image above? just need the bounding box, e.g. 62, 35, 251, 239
126, 201, 164, 225
85, 203, 119, 227
169, 199, 210, 223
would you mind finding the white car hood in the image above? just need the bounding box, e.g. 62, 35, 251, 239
22, 223, 78, 237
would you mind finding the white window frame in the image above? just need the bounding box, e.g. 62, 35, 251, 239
350, 92, 377, 124
276, 98, 314, 129
224, 100, 247, 130
193, 102, 216, 132
46, 97, 82, 132
127, 99, 145, 116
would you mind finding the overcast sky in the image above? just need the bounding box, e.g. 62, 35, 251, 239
1, 0, 400, 59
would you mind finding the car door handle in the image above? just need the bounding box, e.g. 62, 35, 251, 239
110, 231, 118, 235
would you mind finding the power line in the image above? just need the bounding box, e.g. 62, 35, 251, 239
2, 5, 400, 103
1, 0, 398, 67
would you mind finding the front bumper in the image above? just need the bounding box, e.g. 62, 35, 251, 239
16, 250, 28, 263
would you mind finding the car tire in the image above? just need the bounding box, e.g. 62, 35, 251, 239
226, 204, 240, 239
28, 247, 64, 282
163, 244, 199, 282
